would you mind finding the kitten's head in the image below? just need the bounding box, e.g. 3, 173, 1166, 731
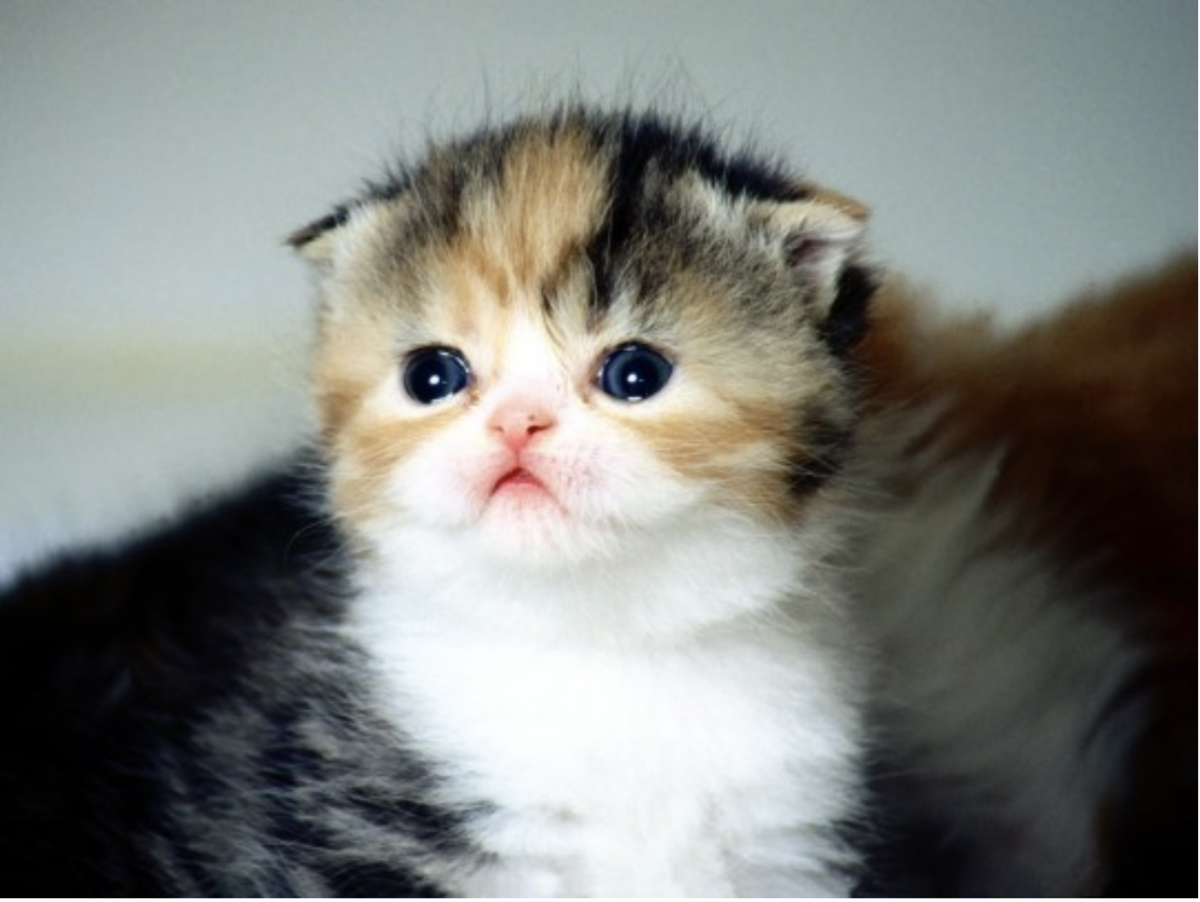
291, 108, 876, 572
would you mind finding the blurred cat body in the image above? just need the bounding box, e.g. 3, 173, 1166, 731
852, 260, 1196, 895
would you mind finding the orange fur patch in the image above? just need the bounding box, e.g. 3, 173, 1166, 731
448, 124, 609, 306
857, 257, 1196, 625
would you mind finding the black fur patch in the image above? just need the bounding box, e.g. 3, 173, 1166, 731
820, 263, 879, 357
286, 207, 354, 249
581, 108, 809, 312
788, 409, 856, 497
0, 455, 468, 894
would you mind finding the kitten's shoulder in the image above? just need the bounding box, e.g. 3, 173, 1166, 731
0, 451, 424, 894
0, 452, 347, 715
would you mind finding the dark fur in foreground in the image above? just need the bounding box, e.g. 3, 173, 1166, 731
0, 460, 466, 895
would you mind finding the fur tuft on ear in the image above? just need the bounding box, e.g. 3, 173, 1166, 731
750, 189, 878, 355
752, 193, 867, 292
284, 207, 355, 267
286, 194, 413, 280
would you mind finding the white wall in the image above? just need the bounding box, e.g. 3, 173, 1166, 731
1, 1, 1195, 574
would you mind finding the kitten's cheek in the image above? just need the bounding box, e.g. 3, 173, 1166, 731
383, 453, 488, 527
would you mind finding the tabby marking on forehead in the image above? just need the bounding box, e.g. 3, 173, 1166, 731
447, 123, 610, 312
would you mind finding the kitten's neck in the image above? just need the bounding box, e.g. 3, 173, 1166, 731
344, 497, 866, 897
351, 500, 848, 648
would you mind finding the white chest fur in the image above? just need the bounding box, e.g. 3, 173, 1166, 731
351, 554, 865, 897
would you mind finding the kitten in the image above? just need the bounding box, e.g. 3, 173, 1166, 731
0, 104, 1191, 897
0, 107, 879, 896
295, 109, 879, 896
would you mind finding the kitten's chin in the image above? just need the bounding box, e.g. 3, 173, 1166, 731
476, 488, 612, 567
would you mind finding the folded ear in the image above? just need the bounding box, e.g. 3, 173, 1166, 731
284, 206, 355, 270
749, 188, 878, 355
749, 188, 869, 299
288, 193, 416, 286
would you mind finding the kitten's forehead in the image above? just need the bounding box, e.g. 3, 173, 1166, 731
429, 121, 610, 319
320, 109, 819, 324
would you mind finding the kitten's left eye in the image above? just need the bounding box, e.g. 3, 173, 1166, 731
597, 344, 674, 403
403, 347, 472, 405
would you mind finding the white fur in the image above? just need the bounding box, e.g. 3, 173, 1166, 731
846, 424, 1144, 894
350, 509, 865, 896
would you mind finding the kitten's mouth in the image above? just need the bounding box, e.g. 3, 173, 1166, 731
491, 467, 548, 496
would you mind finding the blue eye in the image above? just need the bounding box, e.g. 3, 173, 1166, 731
403, 347, 471, 405
597, 344, 673, 402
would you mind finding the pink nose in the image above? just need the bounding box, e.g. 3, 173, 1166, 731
488, 400, 556, 452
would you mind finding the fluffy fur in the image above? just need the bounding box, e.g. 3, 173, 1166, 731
298, 109, 877, 895
852, 263, 1197, 894
0, 105, 1192, 896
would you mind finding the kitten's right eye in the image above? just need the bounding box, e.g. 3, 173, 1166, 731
402, 348, 472, 405
597, 344, 674, 403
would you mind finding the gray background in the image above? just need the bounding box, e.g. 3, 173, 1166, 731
1, 1, 1195, 576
